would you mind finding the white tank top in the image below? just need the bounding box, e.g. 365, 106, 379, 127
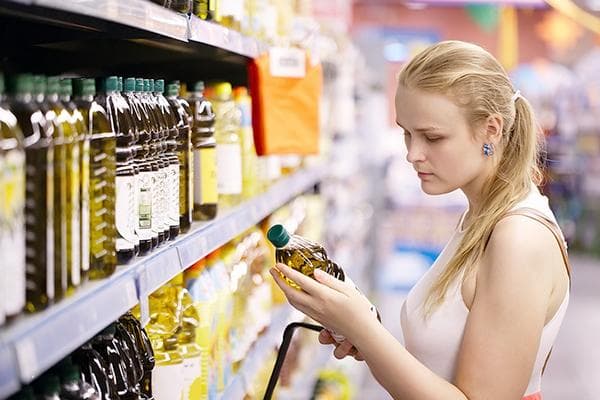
400, 187, 569, 396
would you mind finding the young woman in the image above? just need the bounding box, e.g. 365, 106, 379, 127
270, 40, 571, 400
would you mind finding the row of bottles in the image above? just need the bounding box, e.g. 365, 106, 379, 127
0, 70, 293, 324
9, 311, 154, 400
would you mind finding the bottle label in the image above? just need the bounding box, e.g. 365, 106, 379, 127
132, 173, 140, 245
168, 163, 180, 226
151, 168, 163, 234
152, 362, 184, 400
115, 174, 136, 250
1, 150, 26, 314
138, 170, 154, 241
68, 143, 81, 286
216, 143, 242, 195
182, 355, 203, 400
194, 147, 218, 204
159, 166, 169, 231
80, 140, 90, 273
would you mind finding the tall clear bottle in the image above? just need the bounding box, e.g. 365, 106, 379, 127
97, 76, 137, 264
146, 79, 170, 244
154, 79, 180, 239
188, 81, 217, 221
233, 87, 258, 199
211, 82, 242, 208
73, 79, 117, 279
8, 74, 55, 312
34, 75, 67, 301
165, 83, 192, 233
60, 78, 90, 284
49, 77, 82, 295
124, 78, 153, 254
0, 72, 26, 320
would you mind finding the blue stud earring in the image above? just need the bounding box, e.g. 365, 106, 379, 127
483, 143, 495, 157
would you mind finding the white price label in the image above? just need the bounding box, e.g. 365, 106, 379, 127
269, 47, 306, 78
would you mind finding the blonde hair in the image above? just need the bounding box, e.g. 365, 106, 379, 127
398, 41, 544, 316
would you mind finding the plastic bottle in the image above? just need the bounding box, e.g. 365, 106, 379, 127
73, 78, 117, 279
60, 78, 90, 284
92, 324, 134, 399
165, 83, 193, 233
8, 74, 55, 312
59, 362, 100, 400
49, 77, 82, 295
154, 79, 180, 240
114, 320, 147, 399
211, 82, 242, 208
0, 72, 26, 321
73, 341, 119, 400
152, 336, 184, 400
189, 81, 218, 220
34, 75, 68, 302
233, 87, 258, 199
119, 312, 155, 398
97, 76, 137, 264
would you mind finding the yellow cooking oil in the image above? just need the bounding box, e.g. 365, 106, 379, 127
8, 74, 55, 312
73, 78, 117, 279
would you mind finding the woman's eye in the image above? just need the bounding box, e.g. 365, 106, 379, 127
426, 136, 441, 142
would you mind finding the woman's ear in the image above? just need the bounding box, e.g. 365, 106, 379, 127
483, 114, 504, 145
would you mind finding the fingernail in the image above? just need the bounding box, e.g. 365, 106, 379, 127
314, 269, 326, 280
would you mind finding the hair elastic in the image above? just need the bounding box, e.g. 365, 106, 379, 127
511, 90, 522, 102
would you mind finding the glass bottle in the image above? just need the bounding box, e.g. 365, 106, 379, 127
165, 83, 192, 233
35, 75, 67, 302
8, 74, 55, 312
0, 72, 26, 320
73, 79, 117, 279
49, 77, 82, 295
189, 81, 217, 221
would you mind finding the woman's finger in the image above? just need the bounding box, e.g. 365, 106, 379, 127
318, 329, 336, 345
275, 263, 325, 295
333, 340, 354, 359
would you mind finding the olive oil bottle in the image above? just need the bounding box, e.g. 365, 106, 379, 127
165, 83, 192, 233
73, 78, 117, 279
60, 78, 90, 283
98, 76, 136, 264
34, 75, 68, 301
154, 79, 180, 240
189, 81, 218, 221
124, 77, 154, 254
0, 72, 26, 320
266, 224, 344, 287
8, 74, 55, 312
49, 77, 81, 295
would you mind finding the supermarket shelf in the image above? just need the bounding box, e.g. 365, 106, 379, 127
188, 15, 268, 58
31, 0, 189, 41
219, 304, 305, 400
0, 166, 323, 399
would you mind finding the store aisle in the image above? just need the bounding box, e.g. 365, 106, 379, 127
358, 255, 600, 399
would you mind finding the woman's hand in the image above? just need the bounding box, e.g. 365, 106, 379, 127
319, 329, 365, 361
269, 263, 377, 344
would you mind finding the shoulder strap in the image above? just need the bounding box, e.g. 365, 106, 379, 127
499, 207, 571, 375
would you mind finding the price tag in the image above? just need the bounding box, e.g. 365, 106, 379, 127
269, 47, 306, 78
15, 340, 38, 382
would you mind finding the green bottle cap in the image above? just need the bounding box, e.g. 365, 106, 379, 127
135, 78, 144, 92
267, 224, 291, 248
167, 84, 178, 97
105, 76, 118, 92
61, 364, 81, 384
0, 72, 4, 94
118, 76, 123, 92
124, 77, 135, 92
11, 74, 34, 95
46, 77, 60, 95
194, 81, 205, 92
149, 79, 155, 93
59, 78, 73, 96
32, 75, 46, 96
72, 78, 84, 96
155, 79, 165, 93
143, 79, 150, 93
83, 79, 96, 97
